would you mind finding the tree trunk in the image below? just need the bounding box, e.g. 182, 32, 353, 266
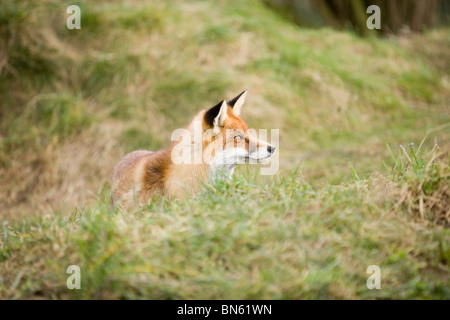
266, 0, 441, 36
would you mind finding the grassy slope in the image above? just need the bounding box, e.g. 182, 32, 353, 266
0, 0, 449, 299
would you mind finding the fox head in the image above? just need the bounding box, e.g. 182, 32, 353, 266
201, 90, 276, 168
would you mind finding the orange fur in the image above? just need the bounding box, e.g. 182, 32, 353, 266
110, 91, 274, 210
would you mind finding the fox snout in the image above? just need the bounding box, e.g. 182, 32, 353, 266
244, 132, 276, 163
247, 138, 276, 163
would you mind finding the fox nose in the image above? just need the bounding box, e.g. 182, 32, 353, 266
267, 145, 276, 154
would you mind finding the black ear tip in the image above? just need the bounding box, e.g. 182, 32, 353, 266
229, 90, 247, 107
238, 90, 247, 97
204, 99, 225, 127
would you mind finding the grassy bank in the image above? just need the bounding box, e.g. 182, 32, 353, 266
1, 145, 449, 299
0, 0, 449, 299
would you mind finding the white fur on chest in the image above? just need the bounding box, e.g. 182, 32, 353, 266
209, 147, 247, 181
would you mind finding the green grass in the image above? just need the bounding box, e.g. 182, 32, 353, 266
0, 0, 449, 299
0, 146, 448, 299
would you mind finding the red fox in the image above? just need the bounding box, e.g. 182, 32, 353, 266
110, 91, 276, 209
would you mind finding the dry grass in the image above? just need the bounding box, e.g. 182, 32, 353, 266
399, 149, 450, 226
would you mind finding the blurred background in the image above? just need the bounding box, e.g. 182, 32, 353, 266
1, 0, 449, 217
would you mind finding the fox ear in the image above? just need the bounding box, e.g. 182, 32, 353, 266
228, 90, 247, 116
204, 100, 228, 130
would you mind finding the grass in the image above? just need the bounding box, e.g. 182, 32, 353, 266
0, 145, 448, 299
0, 0, 449, 299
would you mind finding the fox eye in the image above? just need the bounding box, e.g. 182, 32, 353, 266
234, 135, 244, 141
